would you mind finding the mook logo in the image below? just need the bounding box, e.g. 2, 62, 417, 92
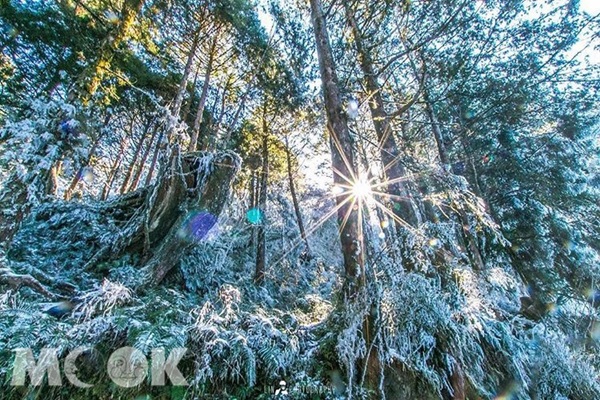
11, 347, 188, 388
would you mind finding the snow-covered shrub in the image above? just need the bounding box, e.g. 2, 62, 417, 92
74, 279, 134, 321
377, 273, 458, 395
526, 328, 600, 399
179, 230, 240, 293
0, 98, 89, 205
188, 285, 301, 391
8, 200, 121, 281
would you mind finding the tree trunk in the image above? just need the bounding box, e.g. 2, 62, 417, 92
46, 162, 60, 196
144, 129, 165, 187
182, 63, 201, 123
211, 75, 233, 148
248, 169, 258, 250
171, 29, 201, 125
249, 171, 257, 211
77, 148, 240, 285
143, 150, 240, 284
447, 357, 466, 400
101, 128, 131, 200
64, 113, 111, 200
189, 29, 219, 152
284, 136, 310, 255
119, 119, 151, 194
345, 5, 420, 229
128, 122, 159, 192
254, 108, 269, 285
423, 88, 450, 168
224, 87, 248, 144
310, 0, 364, 296
422, 85, 485, 271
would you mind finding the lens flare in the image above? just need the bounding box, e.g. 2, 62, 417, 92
347, 99, 359, 119
246, 208, 263, 224
81, 167, 95, 184
352, 177, 371, 199
185, 211, 217, 240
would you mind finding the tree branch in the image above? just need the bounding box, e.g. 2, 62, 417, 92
0, 267, 58, 299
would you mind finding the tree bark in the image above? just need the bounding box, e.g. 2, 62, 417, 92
182, 63, 201, 124
310, 0, 364, 296
46, 162, 60, 196
119, 119, 151, 194
211, 75, 233, 148
423, 87, 450, 168
128, 122, 159, 192
248, 169, 258, 250
64, 113, 111, 200
189, 29, 220, 152
284, 136, 310, 255
101, 126, 131, 200
144, 150, 240, 284
144, 129, 165, 187
249, 171, 257, 211
254, 107, 269, 285
225, 87, 248, 144
172, 29, 201, 124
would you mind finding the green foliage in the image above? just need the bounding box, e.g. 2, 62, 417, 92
0, 1, 104, 96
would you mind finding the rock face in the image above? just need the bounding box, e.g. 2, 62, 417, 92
6, 149, 241, 295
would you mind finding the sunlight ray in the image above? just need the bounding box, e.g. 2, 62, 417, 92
369, 174, 413, 190
331, 165, 358, 187
357, 209, 367, 286
328, 126, 359, 183
370, 189, 413, 202
370, 196, 415, 232
380, 153, 404, 175
270, 193, 356, 268
322, 186, 354, 202
339, 196, 358, 240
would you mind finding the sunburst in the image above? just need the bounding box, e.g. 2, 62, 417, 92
267, 129, 440, 274
351, 176, 372, 200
